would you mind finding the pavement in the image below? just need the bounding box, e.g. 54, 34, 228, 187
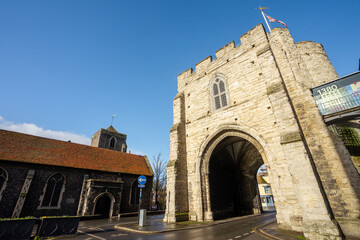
114, 213, 305, 240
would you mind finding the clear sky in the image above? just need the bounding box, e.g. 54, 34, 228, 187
1, 0, 359, 164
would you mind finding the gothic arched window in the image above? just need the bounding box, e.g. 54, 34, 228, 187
41, 173, 65, 207
110, 137, 116, 149
130, 180, 140, 205
211, 74, 229, 110
0, 168, 8, 201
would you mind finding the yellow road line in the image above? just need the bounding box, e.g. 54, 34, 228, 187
252, 220, 277, 240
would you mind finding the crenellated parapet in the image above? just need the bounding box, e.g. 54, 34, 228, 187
177, 24, 268, 91
215, 41, 235, 59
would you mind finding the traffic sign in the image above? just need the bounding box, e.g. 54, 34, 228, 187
138, 175, 147, 185
138, 184, 145, 188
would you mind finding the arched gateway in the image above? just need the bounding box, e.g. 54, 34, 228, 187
199, 127, 270, 221
164, 24, 360, 240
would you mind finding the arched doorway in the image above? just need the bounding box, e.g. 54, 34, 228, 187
208, 137, 264, 220
200, 128, 272, 221
94, 194, 112, 218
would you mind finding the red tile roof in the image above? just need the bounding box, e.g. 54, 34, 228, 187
0, 130, 153, 176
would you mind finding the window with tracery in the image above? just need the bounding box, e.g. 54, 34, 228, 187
41, 173, 65, 207
211, 76, 228, 110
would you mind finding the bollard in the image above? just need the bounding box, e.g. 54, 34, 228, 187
139, 209, 147, 227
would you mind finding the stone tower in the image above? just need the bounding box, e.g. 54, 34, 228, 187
91, 126, 127, 152
165, 24, 360, 239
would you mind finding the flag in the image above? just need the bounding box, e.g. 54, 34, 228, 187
276, 20, 287, 28
265, 13, 287, 28
266, 14, 276, 23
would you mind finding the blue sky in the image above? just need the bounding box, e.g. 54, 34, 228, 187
1, 0, 359, 164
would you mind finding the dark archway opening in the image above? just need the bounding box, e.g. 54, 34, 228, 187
209, 136, 264, 220
94, 195, 111, 218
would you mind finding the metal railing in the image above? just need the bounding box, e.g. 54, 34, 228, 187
315, 93, 360, 115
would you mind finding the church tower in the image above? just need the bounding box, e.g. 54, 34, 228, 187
91, 126, 127, 152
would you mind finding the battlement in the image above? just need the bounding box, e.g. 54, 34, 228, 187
176, 25, 333, 91
177, 24, 268, 89
215, 41, 235, 59
195, 56, 212, 73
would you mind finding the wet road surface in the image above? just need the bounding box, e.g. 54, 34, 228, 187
64, 213, 276, 240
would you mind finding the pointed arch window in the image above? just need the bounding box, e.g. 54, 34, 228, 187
0, 168, 8, 201
130, 180, 140, 205
109, 137, 116, 149
41, 173, 65, 207
211, 74, 229, 110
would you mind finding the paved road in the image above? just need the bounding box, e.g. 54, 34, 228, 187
65, 213, 276, 240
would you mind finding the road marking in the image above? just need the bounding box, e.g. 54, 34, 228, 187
252, 219, 277, 240
77, 230, 107, 240
85, 227, 105, 231
244, 232, 249, 235
235, 235, 241, 238
111, 233, 128, 237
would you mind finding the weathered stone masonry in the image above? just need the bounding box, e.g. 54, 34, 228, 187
165, 24, 360, 239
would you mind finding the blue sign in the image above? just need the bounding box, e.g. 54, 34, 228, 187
138, 184, 145, 188
138, 175, 147, 185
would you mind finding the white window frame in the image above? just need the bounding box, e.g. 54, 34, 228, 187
264, 186, 271, 194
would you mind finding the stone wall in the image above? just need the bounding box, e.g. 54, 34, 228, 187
91, 129, 127, 152
165, 24, 360, 239
269, 27, 360, 238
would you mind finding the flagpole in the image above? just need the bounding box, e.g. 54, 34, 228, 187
256, 6, 271, 33
261, 10, 271, 33
111, 114, 116, 126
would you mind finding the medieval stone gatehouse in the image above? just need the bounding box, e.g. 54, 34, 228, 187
165, 24, 360, 239
0, 126, 153, 219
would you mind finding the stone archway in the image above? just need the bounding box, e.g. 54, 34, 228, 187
198, 127, 273, 222
93, 193, 115, 218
